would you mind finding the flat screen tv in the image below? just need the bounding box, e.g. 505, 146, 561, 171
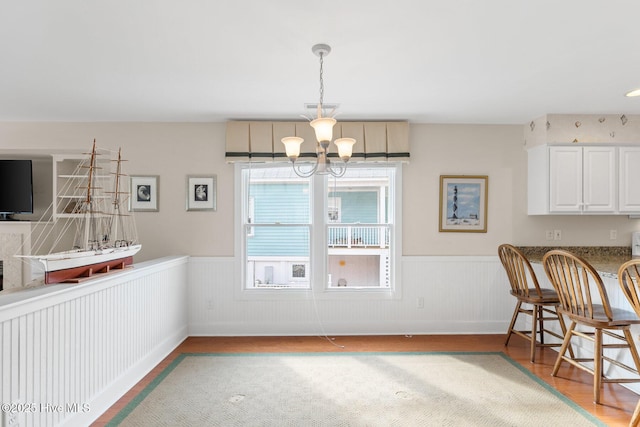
0, 160, 33, 220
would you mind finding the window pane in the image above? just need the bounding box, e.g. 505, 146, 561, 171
328, 253, 390, 288
327, 167, 393, 289
246, 225, 310, 288
243, 165, 311, 289
246, 167, 310, 224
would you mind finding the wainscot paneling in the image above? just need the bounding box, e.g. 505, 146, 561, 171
187, 256, 515, 336
0, 256, 189, 427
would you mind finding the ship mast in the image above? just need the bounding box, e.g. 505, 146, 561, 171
84, 140, 98, 250
111, 148, 123, 244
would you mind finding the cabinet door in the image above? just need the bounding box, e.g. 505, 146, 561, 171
619, 146, 640, 213
582, 146, 616, 213
549, 146, 582, 212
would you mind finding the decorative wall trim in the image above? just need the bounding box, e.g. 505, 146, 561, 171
525, 114, 640, 148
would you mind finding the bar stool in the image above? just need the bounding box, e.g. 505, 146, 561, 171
543, 250, 640, 404
498, 244, 567, 363
617, 259, 640, 427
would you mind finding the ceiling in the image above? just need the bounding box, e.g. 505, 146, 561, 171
3, 1, 640, 125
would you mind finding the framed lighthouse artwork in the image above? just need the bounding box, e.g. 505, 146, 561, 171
439, 175, 488, 233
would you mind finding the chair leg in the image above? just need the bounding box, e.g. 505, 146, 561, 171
623, 329, 640, 375
594, 328, 603, 404
555, 310, 575, 359
530, 303, 539, 363
505, 301, 521, 346
630, 399, 640, 427
537, 305, 545, 345
552, 321, 575, 376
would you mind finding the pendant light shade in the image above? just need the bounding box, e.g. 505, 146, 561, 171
310, 117, 337, 143
281, 136, 304, 160
334, 137, 356, 161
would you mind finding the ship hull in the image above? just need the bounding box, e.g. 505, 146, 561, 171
35, 244, 142, 284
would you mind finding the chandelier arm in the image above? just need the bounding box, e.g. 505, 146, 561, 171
292, 161, 319, 178
327, 163, 347, 178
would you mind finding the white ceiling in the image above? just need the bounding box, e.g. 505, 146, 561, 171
2, 1, 640, 124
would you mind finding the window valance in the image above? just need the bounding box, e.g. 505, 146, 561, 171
225, 121, 410, 163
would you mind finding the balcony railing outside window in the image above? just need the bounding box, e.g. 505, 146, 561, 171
327, 224, 390, 248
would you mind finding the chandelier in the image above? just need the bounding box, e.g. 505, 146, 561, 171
281, 44, 356, 178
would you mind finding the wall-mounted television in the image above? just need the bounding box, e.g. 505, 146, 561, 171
0, 160, 33, 220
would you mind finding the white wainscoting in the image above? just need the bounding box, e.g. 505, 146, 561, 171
0, 255, 189, 427
188, 256, 515, 336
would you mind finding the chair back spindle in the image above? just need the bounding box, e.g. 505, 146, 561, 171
543, 250, 612, 321
498, 244, 540, 298
619, 260, 640, 317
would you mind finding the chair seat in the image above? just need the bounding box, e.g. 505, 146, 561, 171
511, 288, 560, 304
559, 305, 640, 328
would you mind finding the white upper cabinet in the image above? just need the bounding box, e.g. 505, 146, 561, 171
528, 144, 621, 215
548, 146, 583, 212
619, 146, 640, 213
556, 146, 616, 213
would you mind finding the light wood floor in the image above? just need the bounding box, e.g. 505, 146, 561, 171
93, 334, 638, 426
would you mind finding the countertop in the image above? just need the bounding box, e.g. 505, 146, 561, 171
518, 246, 634, 278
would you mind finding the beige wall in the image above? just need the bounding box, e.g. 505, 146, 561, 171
0, 123, 234, 261
1, 122, 639, 262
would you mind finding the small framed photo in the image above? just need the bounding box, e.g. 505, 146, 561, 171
187, 175, 216, 211
439, 175, 488, 233
129, 175, 159, 212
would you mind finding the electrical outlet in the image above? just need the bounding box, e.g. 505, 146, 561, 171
416, 297, 424, 309
610, 229, 617, 240
545, 230, 554, 240
554, 230, 562, 240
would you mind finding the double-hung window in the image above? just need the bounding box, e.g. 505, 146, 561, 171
239, 163, 400, 292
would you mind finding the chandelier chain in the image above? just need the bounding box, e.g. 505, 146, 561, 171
318, 52, 324, 107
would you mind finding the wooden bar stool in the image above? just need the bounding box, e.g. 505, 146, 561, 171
543, 250, 640, 404
498, 244, 568, 363
617, 259, 640, 427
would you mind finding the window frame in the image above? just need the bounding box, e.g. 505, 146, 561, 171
234, 162, 402, 301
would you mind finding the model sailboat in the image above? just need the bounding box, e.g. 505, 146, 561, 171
21, 140, 141, 284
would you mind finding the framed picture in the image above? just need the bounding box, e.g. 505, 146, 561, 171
439, 175, 488, 233
129, 175, 159, 212
186, 175, 216, 211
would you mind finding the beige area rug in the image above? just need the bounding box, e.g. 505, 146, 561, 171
108, 352, 604, 426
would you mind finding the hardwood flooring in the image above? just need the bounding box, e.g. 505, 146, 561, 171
93, 334, 638, 426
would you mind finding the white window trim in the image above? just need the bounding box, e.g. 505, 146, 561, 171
234, 163, 403, 301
